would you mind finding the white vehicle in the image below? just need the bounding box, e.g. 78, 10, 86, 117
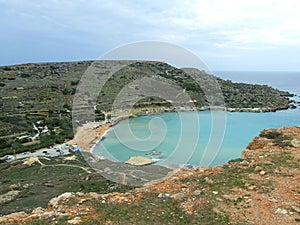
4, 155, 15, 161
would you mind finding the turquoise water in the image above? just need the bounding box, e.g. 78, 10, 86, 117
94, 71, 300, 167
94, 108, 300, 167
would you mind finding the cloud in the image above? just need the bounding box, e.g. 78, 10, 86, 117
136, 0, 300, 46
3, 0, 300, 47
1, 0, 300, 70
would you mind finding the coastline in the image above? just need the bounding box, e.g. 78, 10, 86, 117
70, 122, 112, 152
72, 102, 297, 154
90, 123, 112, 153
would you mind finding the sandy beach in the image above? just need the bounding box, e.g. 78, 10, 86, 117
69, 122, 112, 152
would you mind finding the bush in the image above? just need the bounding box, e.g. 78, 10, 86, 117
0, 138, 13, 149
71, 80, 80, 86
63, 103, 70, 109
3, 67, 12, 71
21, 73, 31, 78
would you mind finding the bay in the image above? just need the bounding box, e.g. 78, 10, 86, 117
94, 71, 300, 167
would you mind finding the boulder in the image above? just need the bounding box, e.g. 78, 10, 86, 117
171, 192, 186, 200
275, 208, 288, 215
49, 192, 74, 208
0, 190, 21, 204
291, 138, 300, 147
67, 217, 82, 224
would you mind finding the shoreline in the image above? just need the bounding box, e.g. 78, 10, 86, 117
90, 124, 112, 153
73, 103, 298, 154
70, 122, 112, 152
70, 89, 298, 154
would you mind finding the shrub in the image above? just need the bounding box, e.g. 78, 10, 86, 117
71, 80, 80, 86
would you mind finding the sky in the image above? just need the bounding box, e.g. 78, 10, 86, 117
1, 0, 300, 71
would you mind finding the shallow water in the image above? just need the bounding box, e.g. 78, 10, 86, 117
94, 108, 300, 167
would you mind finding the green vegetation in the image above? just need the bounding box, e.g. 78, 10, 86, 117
259, 130, 293, 148
181, 166, 255, 194
86, 195, 231, 225
0, 153, 132, 216
0, 117, 73, 157
0, 61, 292, 156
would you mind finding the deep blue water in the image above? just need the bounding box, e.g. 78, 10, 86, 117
214, 71, 300, 93
94, 71, 300, 167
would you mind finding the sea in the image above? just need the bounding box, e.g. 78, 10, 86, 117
93, 71, 300, 167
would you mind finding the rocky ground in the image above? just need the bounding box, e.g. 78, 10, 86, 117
0, 126, 299, 224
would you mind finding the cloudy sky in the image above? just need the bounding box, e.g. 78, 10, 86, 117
1, 0, 300, 71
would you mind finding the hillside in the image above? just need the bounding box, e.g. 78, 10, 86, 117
0, 126, 299, 224
0, 61, 293, 156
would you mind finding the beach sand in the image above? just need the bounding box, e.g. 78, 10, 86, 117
69, 122, 112, 152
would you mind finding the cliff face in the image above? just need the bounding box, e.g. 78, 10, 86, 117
1, 127, 299, 224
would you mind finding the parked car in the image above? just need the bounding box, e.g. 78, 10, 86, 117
4, 155, 15, 161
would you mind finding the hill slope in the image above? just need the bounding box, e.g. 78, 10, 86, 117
0, 61, 292, 156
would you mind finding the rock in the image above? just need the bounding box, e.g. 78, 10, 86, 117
245, 199, 252, 204
0, 190, 21, 204
171, 193, 186, 200
247, 185, 256, 191
291, 139, 300, 147
205, 177, 214, 184
9, 184, 20, 189
76, 192, 84, 196
158, 193, 170, 199
85, 192, 100, 199
68, 217, 82, 224
23, 183, 33, 188
181, 188, 189, 192
268, 198, 278, 203
291, 206, 300, 213
194, 190, 202, 196
223, 194, 236, 201
44, 182, 55, 187
259, 171, 267, 176
0, 211, 28, 223
239, 160, 250, 167
32, 207, 44, 214
182, 164, 194, 169
212, 191, 219, 195
264, 161, 273, 165
275, 208, 288, 215
49, 192, 74, 208
254, 166, 263, 173
39, 211, 56, 218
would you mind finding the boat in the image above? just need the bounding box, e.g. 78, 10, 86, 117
145, 149, 162, 156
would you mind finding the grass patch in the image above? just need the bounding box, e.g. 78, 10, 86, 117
86, 193, 231, 225
181, 166, 255, 194
0, 154, 132, 215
